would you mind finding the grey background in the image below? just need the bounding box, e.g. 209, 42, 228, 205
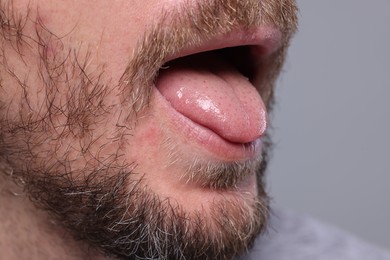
268, 0, 390, 249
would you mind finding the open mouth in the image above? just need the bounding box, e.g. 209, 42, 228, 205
217, 46, 258, 83
162, 45, 259, 85
154, 29, 280, 158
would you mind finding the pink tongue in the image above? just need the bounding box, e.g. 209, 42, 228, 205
156, 52, 267, 143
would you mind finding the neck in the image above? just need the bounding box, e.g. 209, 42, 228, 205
0, 175, 106, 260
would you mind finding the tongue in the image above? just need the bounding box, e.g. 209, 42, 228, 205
156, 52, 267, 143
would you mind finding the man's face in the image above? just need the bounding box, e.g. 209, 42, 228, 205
0, 0, 297, 259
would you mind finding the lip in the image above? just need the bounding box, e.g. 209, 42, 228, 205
153, 89, 262, 161
153, 26, 281, 161
164, 26, 283, 64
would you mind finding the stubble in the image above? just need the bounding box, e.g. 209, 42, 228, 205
0, 0, 297, 259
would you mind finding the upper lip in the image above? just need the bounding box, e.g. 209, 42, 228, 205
161, 26, 283, 87
163, 26, 283, 65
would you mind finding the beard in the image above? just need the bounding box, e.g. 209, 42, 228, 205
0, 0, 297, 259
18, 137, 272, 260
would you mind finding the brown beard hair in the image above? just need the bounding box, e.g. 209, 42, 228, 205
0, 0, 297, 259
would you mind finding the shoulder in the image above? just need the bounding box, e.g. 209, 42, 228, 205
241, 208, 390, 260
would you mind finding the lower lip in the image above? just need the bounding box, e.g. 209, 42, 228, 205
152, 87, 262, 161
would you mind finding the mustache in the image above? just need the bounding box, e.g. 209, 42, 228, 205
119, 0, 298, 113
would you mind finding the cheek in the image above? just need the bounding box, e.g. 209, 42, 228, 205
25, 0, 148, 82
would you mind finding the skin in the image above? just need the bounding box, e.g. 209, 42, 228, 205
0, 0, 298, 259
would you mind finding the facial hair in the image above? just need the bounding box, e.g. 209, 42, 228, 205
0, 0, 297, 259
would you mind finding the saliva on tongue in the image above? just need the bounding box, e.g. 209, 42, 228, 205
156, 52, 267, 144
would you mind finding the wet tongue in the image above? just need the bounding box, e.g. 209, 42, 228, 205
156, 52, 267, 143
